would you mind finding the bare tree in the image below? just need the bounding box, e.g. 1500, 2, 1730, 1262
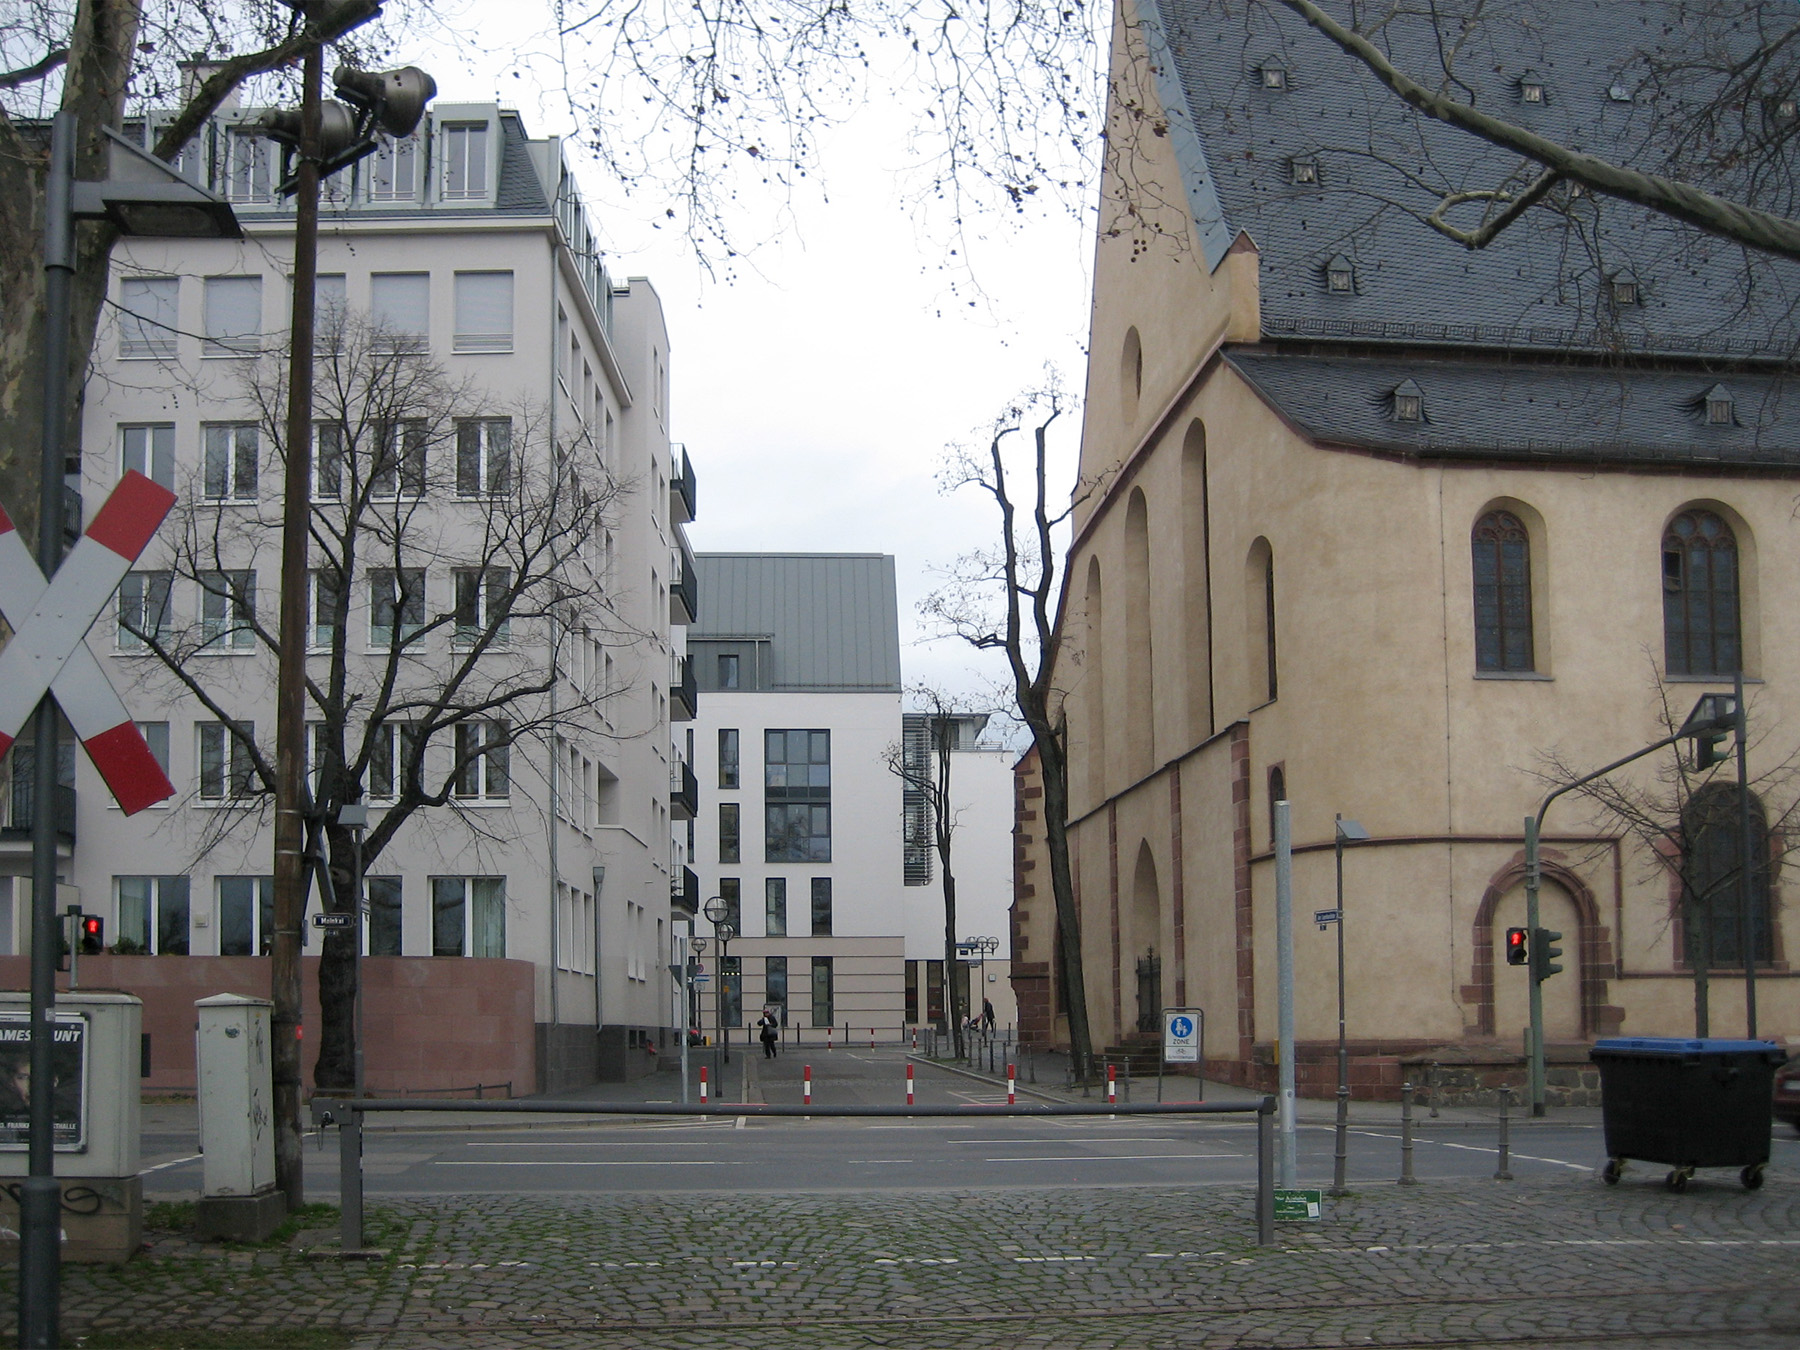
1533, 663, 1800, 1036
114, 309, 638, 1088
921, 377, 1098, 1075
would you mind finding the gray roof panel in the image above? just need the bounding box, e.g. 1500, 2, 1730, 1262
693, 554, 903, 692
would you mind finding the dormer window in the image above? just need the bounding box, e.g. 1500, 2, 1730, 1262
1326, 255, 1354, 293
1519, 71, 1545, 104
1290, 156, 1318, 185
1393, 380, 1424, 423
1705, 383, 1735, 426
1610, 271, 1640, 307
1260, 61, 1288, 90
1780, 97, 1799, 119
1607, 83, 1632, 103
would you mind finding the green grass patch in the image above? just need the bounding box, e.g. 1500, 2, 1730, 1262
74, 1329, 351, 1350
140, 1199, 342, 1247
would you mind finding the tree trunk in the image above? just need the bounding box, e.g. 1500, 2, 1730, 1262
941, 868, 960, 1059
312, 821, 361, 1092
1032, 723, 1093, 1076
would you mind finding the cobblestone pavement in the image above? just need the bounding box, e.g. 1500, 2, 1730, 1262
16, 1169, 1800, 1349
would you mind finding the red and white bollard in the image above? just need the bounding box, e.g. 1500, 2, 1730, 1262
906, 1062, 915, 1106
1106, 1063, 1117, 1105
910, 1027, 918, 1051
1007, 1063, 1017, 1105
803, 1064, 812, 1106
870, 1027, 875, 1049
700, 1065, 709, 1106
827, 1026, 833, 1052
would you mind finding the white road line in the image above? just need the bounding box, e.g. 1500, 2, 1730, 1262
847, 1159, 916, 1164
465, 1140, 746, 1148
951, 1136, 1181, 1144
1352, 1130, 1592, 1171
984, 1153, 1241, 1162
430, 1160, 742, 1167
142, 1154, 202, 1174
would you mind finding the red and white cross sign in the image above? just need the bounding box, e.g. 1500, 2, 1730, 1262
0, 471, 178, 815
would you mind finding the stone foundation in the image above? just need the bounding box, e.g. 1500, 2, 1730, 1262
0, 1175, 141, 1264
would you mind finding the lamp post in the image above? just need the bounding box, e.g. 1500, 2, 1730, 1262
961, 935, 999, 1030
702, 896, 736, 1064
1328, 815, 1368, 1198
24, 112, 240, 1350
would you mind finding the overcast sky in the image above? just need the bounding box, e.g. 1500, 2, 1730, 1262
410, 7, 1096, 712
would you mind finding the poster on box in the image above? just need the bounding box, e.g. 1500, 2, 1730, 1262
0, 1012, 88, 1152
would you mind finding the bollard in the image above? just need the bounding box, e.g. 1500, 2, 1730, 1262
1007, 1063, 1016, 1105
906, 1063, 914, 1106
1328, 1083, 1350, 1198
827, 1026, 833, 1052
870, 1027, 875, 1049
803, 1064, 812, 1106
1123, 1057, 1132, 1103
1494, 1087, 1514, 1181
1107, 1063, 1117, 1105
1429, 1060, 1441, 1118
1399, 1081, 1418, 1185
911, 1027, 917, 1052
700, 1065, 710, 1106
1256, 1098, 1276, 1247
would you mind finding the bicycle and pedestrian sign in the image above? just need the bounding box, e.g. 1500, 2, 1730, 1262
1162, 1008, 1202, 1064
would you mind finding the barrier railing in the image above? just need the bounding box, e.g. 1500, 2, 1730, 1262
312, 1095, 1278, 1254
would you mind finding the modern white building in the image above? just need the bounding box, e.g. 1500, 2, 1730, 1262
0, 100, 698, 1092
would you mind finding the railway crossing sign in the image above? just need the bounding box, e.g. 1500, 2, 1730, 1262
0, 472, 178, 814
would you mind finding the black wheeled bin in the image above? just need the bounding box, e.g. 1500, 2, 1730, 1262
1589, 1037, 1786, 1191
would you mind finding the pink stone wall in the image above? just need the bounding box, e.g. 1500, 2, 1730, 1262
0, 956, 536, 1095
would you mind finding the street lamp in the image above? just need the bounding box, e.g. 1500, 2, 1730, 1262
961, 935, 999, 1032
24, 110, 240, 1350
702, 896, 736, 1063
1328, 815, 1369, 1198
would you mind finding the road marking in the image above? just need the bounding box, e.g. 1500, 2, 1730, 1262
872, 1257, 958, 1265
464, 1140, 743, 1148
142, 1154, 202, 1174
430, 1160, 742, 1167
951, 1136, 1182, 1145
1014, 1255, 1096, 1263
846, 1159, 916, 1164
1352, 1130, 1591, 1171
984, 1153, 1240, 1162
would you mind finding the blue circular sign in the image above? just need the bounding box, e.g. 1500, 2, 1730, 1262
1168, 1015, 1194, 1039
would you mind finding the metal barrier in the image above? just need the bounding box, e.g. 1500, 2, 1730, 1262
313, 1095, 1278, 1254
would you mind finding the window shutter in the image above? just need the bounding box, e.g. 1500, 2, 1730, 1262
204, 276, 262, 354
454, 272, 513, 352
370, 272, 430, 346
121, 277, 179, 358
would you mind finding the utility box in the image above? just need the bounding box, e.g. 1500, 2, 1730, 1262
0, 989, 143, 1263
195, 994, 283, 1241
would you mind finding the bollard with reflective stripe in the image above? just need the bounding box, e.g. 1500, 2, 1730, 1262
906, 1063, 914, 1106
803, 1065, 812, 1106
1007, 1063, 1016, 1105
1107, 1063, 1117, 1105
700, 1065, 709, 1106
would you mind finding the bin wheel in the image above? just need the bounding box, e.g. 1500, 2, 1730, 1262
1742, 1165, 1766, 1191
1602, 1158, 1624, 1186
1665, 1168, 1691, 1193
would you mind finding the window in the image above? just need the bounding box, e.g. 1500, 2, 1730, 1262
455, 418, 512, 496
312, 274, 348, 343
711, 878, 742, 936
453, 720, 509, 799
203, 275, 262, 355
120, 424, 175, 489
453, 272, 513, 352
115, 876, 188, 955
718, 654, 740, 689
905, 962, 919, 1023
765, 729, 831, 863
1326, 255, 1354, 293
217, 876, 274, 956
202, 424, 259, 501
1682, 785, 1772, 968
369, 568, 426, 647
442, 123, 490, 199
1519, 71, 1545, 104
765, 956, 788, 1025
222, 129, 276, 202
1393, 380, 1423, 423
810, 877, 833, 936
718, 729, 740, 789
371, 420, 427, 498
1260, 63, 1287, 89
811, 956, 834, 1026
119, 276, 178, 358
136, 721, 170, 776
1472, 510, 1534, 672
308, 570, 342, 649
431, 876, 505, 957
313, 422, 345, 499
198, 721, 257, 801
198, 570, 255, 651
1663, 509, 1741, 677
719, 802, 740, 864
765, 877, 786, 937
368, 721, 421, 801
1611, 273, 1640, 307
720, 955, 742, 1028
1705, 384, 1735, 427
369, 135, 419, 201
453, 568, 510, 646
117, 571, 172, 650
369, 272, 429, 351
1290, 157, 1318, 185
368, 876, 402, 955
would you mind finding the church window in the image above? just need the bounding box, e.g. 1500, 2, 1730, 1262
1662, 509, 1740, 677
1472, 510, 1533, 672
1680, 783, 1772, 969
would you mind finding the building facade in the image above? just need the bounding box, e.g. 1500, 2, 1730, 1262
0, 101, 698, 1091
1016, 0, 1800, 1096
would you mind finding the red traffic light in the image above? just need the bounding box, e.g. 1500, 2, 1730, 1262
79, 914, 103, 954
1505, 927, 1528, 966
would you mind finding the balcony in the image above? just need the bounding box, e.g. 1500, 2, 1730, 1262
671, 654, 697, 722
0, 782, 77, 846
671, 444, 697, 525
671, 865, 700, 916
670, 759, 698, 820
670, 537, 697, 626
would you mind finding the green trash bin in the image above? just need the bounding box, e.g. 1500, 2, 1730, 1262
1589, 1037, 1786, 1192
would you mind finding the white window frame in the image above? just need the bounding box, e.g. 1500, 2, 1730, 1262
114, 875, 190, 955
453, 567, 510, 647
367, 134, 421, 202
202, 275, 262, 356
369, 568, 426, 648
367, 720, 421, 802
117, 570, 173, 651
217, 876, 275, 955
120, 423, 175, 489
197, 720, 257, 801
455, 418, 512, 497
453, 720, 510, 800
202, 423, 259, 502
369, 272, 430, 352
370, 420, 427, 499
439, 121, 491, 200
198, 570, 255, 651
452, 271, 513, 353
119, 276, 178, 359
430, 876, 505, 957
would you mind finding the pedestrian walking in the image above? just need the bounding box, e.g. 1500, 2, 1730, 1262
757, 1007, 780, 1059
981, 998, 995, 1032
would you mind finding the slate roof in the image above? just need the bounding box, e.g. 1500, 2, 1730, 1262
1223, 352, 1800, 468
1144, 0, 1800, 361
691, 554, 903, 692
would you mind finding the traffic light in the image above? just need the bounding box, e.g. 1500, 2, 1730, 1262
79, 915, 103, 955
1504, 927, 1529, 966
1531, 927, 1564, 984
1693, 724, 1730, 770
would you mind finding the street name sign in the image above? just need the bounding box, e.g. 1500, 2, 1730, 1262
312, 913, 354, 930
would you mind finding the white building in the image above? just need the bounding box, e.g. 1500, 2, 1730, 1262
0, 102, 698, 1092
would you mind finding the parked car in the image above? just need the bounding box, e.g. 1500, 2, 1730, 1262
1774, 1055, 1800, 1132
